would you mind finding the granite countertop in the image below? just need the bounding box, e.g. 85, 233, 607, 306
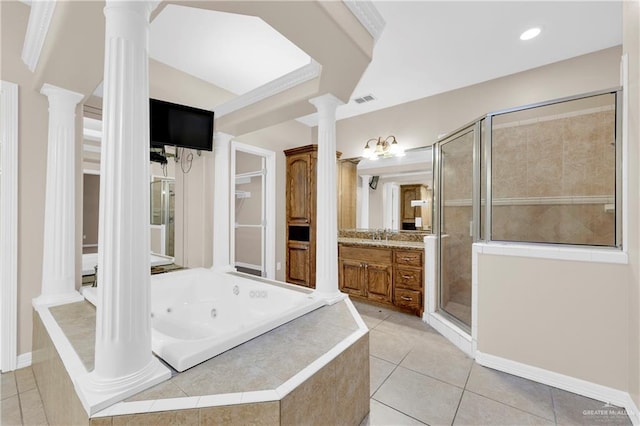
338, 237, 425, 250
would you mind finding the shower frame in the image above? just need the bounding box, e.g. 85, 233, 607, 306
432, 87, 623, 335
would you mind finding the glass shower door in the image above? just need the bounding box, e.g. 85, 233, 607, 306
437, 126, 477, 330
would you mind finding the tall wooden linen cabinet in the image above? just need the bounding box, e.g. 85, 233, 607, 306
285, 145, 353, 288
285, 145, 318, 288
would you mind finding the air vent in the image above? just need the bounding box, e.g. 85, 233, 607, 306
354, 94, 376, 104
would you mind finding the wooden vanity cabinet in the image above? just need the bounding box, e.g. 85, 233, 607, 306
338, 245, 392, 303
339, 243, 424, 316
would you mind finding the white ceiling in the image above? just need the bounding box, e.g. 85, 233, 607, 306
150, 4, 311, 95
95, 1, 623, 126
298, 1, 622, 125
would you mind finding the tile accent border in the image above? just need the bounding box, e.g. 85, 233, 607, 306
476, 351, 640, 426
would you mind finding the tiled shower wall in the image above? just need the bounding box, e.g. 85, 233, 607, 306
491, 107, 616, 246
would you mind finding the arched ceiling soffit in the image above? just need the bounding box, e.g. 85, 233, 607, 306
32, 1, 376, 136
164, 1, 375, 135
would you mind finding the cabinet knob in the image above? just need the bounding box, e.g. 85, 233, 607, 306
402, 274, 413, 279
401, 295, 413, 301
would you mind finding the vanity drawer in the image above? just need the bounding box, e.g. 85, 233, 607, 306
394, 288, 422, 311
394, 267, 422, 290
339, 244, 393, 264
394, 250, 423, 267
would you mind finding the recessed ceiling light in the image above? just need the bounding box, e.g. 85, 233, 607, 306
520, 27, 541, 41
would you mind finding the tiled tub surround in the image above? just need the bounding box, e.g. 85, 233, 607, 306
32, 298, 369, 425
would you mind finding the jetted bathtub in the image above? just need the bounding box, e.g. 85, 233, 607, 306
83, 269, 326, 371
150, 269, 326, 371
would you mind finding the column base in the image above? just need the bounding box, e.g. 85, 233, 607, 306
75, 357, 171, 416
313, 290, 348, 305
32, 291, 85, 308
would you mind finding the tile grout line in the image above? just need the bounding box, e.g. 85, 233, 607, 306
449, 356, 474, 425
462, 387, 557, 424
549, 386, 559, 425
30, 367, 51, 426
14, 373, 25, 426
370, 397, 428, 425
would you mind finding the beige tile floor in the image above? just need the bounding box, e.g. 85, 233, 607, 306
355, 300, 632, 426
1, 299, 633, 426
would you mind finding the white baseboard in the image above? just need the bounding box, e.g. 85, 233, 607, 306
17, 352, 32, 369
476, 351, 639, 425
423, 312, 473, 358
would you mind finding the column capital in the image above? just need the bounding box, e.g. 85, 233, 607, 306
104, 0, 159, 19
40, 83, 84, 107
309, 93, 344, 115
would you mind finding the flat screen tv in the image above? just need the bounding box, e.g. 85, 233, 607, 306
150, 98, 214, 151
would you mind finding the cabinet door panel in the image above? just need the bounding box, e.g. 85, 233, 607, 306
287, 242, 310, 286
366, 264, 392, 303
339, 259, 365, 297
287, 156, 310, 223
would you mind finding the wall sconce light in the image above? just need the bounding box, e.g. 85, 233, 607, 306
362, 136, 404, 160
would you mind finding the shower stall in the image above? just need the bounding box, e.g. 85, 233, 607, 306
433, 88, 621, 333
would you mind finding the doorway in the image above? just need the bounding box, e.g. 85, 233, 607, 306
230, 142, 276, 279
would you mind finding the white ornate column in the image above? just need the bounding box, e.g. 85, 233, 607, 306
359, 174, 371, 228
76, 0, 169, 414
309, 94, 346, 304
212, 132, 234, 271
33, 84, 84, 307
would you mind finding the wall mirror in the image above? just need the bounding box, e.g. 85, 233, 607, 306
348, 146, 433, 233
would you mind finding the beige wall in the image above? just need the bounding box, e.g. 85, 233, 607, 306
623, 0, 640, 410
335, 46, 622, 158
2, 2, 55, 355
477, 255, 629, 390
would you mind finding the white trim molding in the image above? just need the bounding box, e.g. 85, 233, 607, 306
21, 0, 57, 72
216, 61, 322, 118
343, 0, 386, 41
1, 81, 19, 372
476, 351, 639, 426
474, 242, 628, 265
17, 352, 32, 369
